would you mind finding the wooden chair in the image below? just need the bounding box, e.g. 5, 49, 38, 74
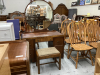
94, 42, 100, 75
38, 20, 51, 29
87, 20, 100, 59
79, 18, 95, 42
36, 47, 61, 74
67, 21, 94, 69
88, 20, 99, 48
61, 19, 81, 58
59, 14, 67, 30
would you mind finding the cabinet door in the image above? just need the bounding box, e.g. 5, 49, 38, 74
53, 37, 64, 58
53, 37, 64, 45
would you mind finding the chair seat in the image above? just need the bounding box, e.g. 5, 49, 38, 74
89, 42, 98, 48
71, 44, 93, 51
65, 38, 81, 44
37, 47, 60, 57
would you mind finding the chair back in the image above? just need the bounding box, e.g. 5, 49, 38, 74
61, 15, 67, 22
61, 19, 73, 39
72, 14, 76, 21
53, 13, 61, 23
87, 19, 99, 43
67, 21, 86, 45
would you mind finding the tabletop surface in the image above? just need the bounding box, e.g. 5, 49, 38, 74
0, 41, 28, 60
22, 31, 64, 39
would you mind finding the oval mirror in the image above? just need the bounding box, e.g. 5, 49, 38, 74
25, 0, 53, 30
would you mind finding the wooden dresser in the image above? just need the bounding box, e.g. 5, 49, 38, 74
0, 40, 30, 75
0, 44, 11, 75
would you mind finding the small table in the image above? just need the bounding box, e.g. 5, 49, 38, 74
22, 31, 64, 62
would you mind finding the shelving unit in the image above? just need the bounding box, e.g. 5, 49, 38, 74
95, 42, 100, 75
71, 3, 100, 7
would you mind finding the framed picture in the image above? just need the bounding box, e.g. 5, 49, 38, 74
98, 0, 100, 3
80, 0, 85, 5
91, 0, 97, 4
71, 2, 77, 6
85, 0, 91, 4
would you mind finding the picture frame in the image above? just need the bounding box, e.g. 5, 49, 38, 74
71, 2, 77, 6
98, 0, 100, 3
85, 0, 91, 5
91, 0, 97, 4
80, 0, 85, 5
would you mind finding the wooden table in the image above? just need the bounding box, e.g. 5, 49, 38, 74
0, 40, 30, 75
22, 31, 64, 62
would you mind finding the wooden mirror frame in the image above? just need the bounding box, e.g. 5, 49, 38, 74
24, 0, 53, 30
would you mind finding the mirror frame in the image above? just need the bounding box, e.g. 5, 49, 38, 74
24, 0, 53, 30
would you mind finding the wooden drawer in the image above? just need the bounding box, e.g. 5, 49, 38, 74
55, 45, 64, 58
53, 37, 64, 45
35, 37, 53, 42
11, 67, 27, 75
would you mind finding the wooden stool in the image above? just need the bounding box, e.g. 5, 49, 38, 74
36, 47, 61, 74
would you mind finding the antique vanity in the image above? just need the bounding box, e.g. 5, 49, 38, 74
25, 0, 53, 29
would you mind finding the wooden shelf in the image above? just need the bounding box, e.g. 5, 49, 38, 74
97, 58, 100, 66
71, 3, 100, 7
95, 73, 100, 75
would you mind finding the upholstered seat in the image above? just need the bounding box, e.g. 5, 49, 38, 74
37, 47, 60, 56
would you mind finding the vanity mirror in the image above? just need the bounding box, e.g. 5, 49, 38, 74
24, 0, 53, 30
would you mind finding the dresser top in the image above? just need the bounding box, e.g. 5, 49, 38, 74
0, 44, 9, 68
22, 31, 64, 39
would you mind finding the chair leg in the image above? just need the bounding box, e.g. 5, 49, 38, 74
88, 50, 94, 66
37, 43, 39, 49
59, 55, 61, 70
67, 44, 70, 55
38, 58, 40, 74
67, 47, 72, 59
76, 51, 79, 69
36, 56, 37, 66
